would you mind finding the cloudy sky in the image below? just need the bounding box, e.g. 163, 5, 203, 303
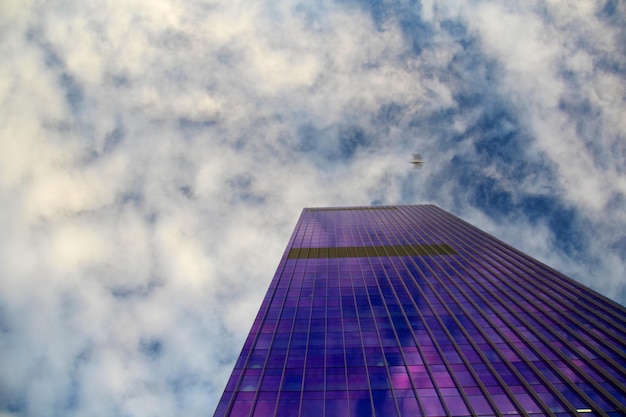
1, 0, 625, 416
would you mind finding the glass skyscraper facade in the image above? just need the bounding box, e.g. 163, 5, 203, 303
213, 205, 626, 417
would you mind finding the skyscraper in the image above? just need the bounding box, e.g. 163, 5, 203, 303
213, 205, 626, 417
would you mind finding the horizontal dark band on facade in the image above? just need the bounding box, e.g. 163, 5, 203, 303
305, 206, 398, 212
288, 243, 457, 259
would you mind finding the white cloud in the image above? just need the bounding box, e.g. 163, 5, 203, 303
455, 1, 625, 213
0, 0, 624, 415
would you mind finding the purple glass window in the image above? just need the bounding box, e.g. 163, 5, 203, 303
214, 206, 626, 416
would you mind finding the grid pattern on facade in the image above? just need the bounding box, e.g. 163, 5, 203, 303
213, 205, 626, 417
